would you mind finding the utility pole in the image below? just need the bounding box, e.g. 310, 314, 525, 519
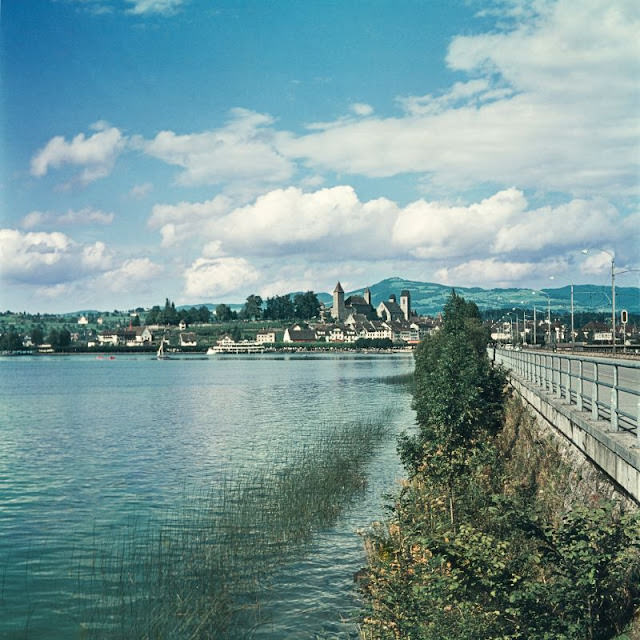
571, 284, 575, 350
533, 306, 537, 345
611, 257, 616, 355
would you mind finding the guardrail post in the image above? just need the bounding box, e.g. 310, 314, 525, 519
565, 356, 571, 403
555, 356, 562, 399
610, 365, 619, 431
576, 360, 583, 411
592, 362, 599, 420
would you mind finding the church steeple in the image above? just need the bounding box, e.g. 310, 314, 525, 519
331, 282, 345, 320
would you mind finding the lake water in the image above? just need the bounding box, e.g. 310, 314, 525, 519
0, 352, 414, 639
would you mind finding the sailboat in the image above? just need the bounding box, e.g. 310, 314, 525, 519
157, 337, 168, 360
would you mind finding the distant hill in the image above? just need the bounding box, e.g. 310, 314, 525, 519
321, 277, 640, 316
68, 278, 637, 318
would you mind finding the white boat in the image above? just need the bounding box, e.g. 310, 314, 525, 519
157, 337, 169, 359
206, 336, 265, 354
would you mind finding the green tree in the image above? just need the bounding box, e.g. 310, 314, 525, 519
264, 294, 295, 320
293, 291, 320, 320
0, 330, 23, 351
47, 328, 60, 347
31, 327, 44, 346
146, 305, 161, 324
58, 328, 71, 348
398, 291, 506, 522
215, 304, 233, 322
240, 294, 263, 320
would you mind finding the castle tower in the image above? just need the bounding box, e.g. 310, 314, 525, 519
400, 290, 411, 321
363, 287, 371, 306
332, 282, 345, 321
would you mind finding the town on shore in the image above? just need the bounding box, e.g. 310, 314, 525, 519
1, 282, 638, 354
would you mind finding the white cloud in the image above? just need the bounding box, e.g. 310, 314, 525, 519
97, 258, 164, 293
436, 257, 567, 287
21, 207, 114, 229
163, 182, 639, 296
392, 188, 527, 259
277, 0, 639, 198
125, 0, 186, 15
148, 194, 232, 247
143, 109, 293, 190
183, 257, 260, 298
350, 103, 374, 117
81, 241, 113, 270
0, 229, 113, 285
151, 185, 634, 278
30, 123, 125, 185
492, 199, 619, 253
213, 186, 399, 258
129, 182, 153, 199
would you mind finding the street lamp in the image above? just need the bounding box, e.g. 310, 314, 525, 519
582, 249, 616, 354
505, 312, 515, 345
531, 290, 551, 347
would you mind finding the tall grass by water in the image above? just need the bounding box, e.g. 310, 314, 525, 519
80, 414, 392, 639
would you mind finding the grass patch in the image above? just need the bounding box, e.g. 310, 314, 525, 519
79, 415, 392, 638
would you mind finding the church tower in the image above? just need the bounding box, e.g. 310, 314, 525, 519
332, 282, 345, 321
363, 287, 371, 306
400, 290, 411, 321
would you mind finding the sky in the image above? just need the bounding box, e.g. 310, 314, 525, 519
1, 0, 639, 313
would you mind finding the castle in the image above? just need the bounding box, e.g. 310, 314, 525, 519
330, 282, 413, 322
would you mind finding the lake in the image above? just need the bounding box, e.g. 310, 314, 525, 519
0, 352, 414, 639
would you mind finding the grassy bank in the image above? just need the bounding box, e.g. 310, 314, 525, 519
358, 292, 640, 640
80, 415, 392, 638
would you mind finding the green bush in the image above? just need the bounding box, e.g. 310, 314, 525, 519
360, 292, 640, 640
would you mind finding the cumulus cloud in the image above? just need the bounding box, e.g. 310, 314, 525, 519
0, 229, 113, 285
183, 257, 261, 298
436, 257, 567, 288
148, 194, 232, 247
392, 188, 528, 259
165, 184, 636, 292
143, 109, 293, 189
277, 0, 639, 197
96, 258, 164, 293
30, 123, 126, 185
21, 207, 114, 229
214, 186, 398, 258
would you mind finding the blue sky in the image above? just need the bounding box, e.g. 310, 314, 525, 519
1, 0, 638, 312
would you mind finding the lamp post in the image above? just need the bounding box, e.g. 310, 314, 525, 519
570, 284, 575, 350
532, 291, 552, 347
582, 249, 616, 354
505, 312, 515, 345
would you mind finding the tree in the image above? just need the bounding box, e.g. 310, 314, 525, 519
240, 294, 263, 320
146, 305, 161, 325
215, 304, 233, 322
263, 295, 295, 320
47, 328, 59, 346
31, 327, 44, 346
58, 328, 71, 348
197, 306, 211, 323
398, 291, 506, 523
0, 330, 23, 351
293, 291, 321, 320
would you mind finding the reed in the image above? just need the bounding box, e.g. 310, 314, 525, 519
80, 415, 391, 638
377, 371, 414, 391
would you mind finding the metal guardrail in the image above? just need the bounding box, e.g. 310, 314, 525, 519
492, 347, 640, 440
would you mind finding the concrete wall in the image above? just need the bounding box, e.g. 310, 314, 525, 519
507, 373, 640, 504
